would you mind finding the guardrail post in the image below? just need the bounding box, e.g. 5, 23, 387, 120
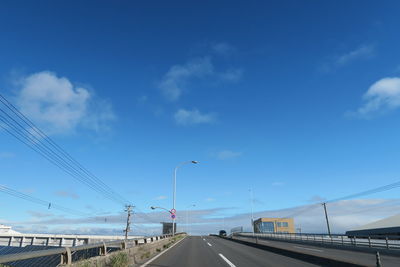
60, 247, 72, 265
151, 237, 154, 242
353, 237, 357, 247
341, 235, 344, 245
368, 236, 371, 247
376, 251, 382, 267
385, 237, 389, 249
100, 242, 107, 256
8, 236, 13, 246
121, 241, 127, 250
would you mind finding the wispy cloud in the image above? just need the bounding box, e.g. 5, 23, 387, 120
27, 210, 54, 218
55, 190, 79, 199
347, 77, 400, 118
159, 57, 214, 101
14, 71, 115, 135
158, 56, 242, 102
174, 108, 216, 125
0, 152, 15, 158
272, 182, 284, 186
10, 199, 400, 235
155, 195, 167, 200
212, 42, 236, 56
336, 44, 375, 66
322, 44, 375, 71
205, 197, 215, 202
217, 150, 242, 160
218, 69, 243, 82
308, 195, 326, 203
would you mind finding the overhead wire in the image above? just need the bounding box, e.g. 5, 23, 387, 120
0, 94, 129, 204
0, 185, 90, 217
0, 93, 130, 206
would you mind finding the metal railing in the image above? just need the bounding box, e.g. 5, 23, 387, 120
233, 232, 400, 250
0, 234, 176, 266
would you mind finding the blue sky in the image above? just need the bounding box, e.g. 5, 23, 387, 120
1, 1, 400, 235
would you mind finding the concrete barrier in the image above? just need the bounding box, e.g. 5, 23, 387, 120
64, 234, 186, 266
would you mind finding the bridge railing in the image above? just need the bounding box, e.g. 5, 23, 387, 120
0, 234, 178, 266
232, 232, 400, 250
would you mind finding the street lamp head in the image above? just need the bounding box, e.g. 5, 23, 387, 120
191, 160, 198, 164
150, 206, 156, 210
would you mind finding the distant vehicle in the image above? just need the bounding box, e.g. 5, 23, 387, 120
219, 230, 227, 237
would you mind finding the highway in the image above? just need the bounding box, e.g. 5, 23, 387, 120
141, 236, 319, 267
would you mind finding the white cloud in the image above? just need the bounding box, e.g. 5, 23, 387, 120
217, 150, 242, 160
159, 57, 242, 101
349, 77, 400, 117
159, 57, 214, 101
174, 108, 216, 125
205, 197, 215, 202
15, 71, 115, 135
321, 44, 375, 72
155, 195, 167, 200
336, 44, 375, 66
8, 199, 400, 235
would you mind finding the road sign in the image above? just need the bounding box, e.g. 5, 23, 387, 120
171, 214, 176, 219
171, 209, 176, 214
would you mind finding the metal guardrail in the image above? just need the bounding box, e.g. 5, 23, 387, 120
0, 234, 177, 266
233, 232, 400, 250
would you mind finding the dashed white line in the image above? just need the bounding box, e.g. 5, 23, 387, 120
219, 253, 236, 267
293, 246, 323, 252
203, 238, 206, 241
207, 242, 212, 246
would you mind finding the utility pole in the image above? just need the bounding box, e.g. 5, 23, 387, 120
124, 205, 134, 241
322, 202, 331, 236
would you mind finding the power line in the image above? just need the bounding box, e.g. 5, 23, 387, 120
0, 185, 90, 217
326, 180, 400, 203
0, 94, 128, 204
0, 93, 130, 206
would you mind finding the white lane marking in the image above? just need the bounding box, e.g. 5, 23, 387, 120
293, 246, 323, 252
203, 238, 206, 241
219, 253, 236, 267
140, 236, 187, 267
207, 242, 212, 246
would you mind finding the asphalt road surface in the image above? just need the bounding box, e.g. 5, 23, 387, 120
233, 235, 400, 267
141, 236, 319, 267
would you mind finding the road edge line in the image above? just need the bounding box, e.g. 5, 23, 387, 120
218, 253, 236, 267
140, 235, 187, 267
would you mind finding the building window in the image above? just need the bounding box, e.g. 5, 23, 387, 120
260, 222, 274, 233
282, 222, 288, 227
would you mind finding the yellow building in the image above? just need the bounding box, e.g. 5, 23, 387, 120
253, 218, 295, 234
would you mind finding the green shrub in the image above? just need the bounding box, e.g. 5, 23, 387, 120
108, 252, 129, 267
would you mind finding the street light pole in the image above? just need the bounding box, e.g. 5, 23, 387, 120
249, 189, 255, 235
172, 161, 198, 237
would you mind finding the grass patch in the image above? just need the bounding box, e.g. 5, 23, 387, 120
108, 252, 129, 267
